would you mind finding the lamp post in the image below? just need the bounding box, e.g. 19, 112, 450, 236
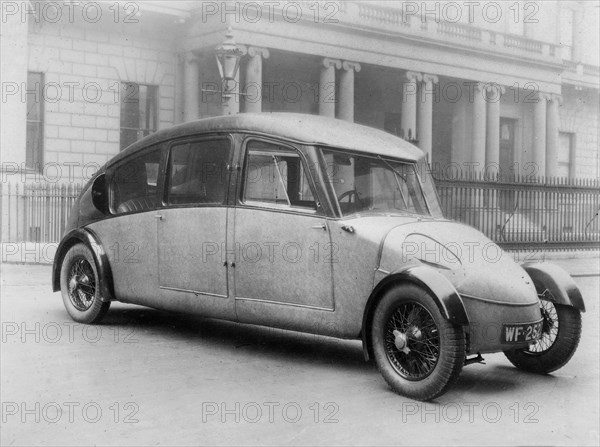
214, 27, 244, 115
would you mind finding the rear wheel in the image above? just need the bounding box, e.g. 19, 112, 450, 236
60, 243, 110, 324
504, 301, 581, 374
370, 284, 465, 401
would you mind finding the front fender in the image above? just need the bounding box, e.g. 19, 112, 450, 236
52, 228, 114, 302
361, 264, 469, 360
522, 262, 586, 312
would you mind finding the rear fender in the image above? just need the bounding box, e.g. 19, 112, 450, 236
522, 262, 585, 312
52, 228, 114, 302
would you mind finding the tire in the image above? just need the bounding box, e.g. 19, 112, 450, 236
370, 284, 466, 401
504, 301, 582, 374
60, 243, 110, 324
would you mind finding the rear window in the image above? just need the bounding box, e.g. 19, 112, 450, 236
110, 146, 162, 214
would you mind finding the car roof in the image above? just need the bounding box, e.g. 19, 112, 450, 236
109, 113, 425, 167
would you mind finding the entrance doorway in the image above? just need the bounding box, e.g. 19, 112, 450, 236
499, 118, 516, 179
499, 118, 517, 211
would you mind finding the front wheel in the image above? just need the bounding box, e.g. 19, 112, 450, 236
60, 243, 110, 324
370, 284, 466, 401
504, 301, 582, 374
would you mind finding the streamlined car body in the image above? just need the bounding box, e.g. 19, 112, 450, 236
53, 113, 584, 400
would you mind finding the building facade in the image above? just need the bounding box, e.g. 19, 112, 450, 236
1, 0, 599, 184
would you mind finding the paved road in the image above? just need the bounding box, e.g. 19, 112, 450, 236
1, 259, 598, 446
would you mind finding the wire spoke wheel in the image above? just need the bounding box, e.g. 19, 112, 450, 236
504, 300, 582, 374
60, 243, 110, 324
67, 257, 97, 311
371, 284, 465, 401
525, 300, 559, 355
384, 302, 440, 380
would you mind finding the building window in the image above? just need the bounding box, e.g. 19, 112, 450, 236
120, 82, 158, 150
26, 72, 44, 170
560, 9, 574, 60
558, 132, 576, 178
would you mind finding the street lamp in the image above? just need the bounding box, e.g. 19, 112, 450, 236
215, 27, 243, 108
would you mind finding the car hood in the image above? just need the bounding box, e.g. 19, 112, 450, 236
368, 218, 538, 305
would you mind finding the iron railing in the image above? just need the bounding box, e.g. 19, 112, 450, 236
434, 173, 600, 250
1, 182, 82, 244
1, 176, 599, 250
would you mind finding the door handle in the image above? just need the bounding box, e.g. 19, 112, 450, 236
154, 214, 163, 221
311, 223, 327, 231
341, 225, 355, 233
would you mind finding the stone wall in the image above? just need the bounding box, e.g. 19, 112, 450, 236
24, 19, 177, 182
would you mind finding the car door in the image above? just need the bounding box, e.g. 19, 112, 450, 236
233, 138, 336, 334
156, 135, 236, 320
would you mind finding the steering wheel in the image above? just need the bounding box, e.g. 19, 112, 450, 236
337, 189, 361, 204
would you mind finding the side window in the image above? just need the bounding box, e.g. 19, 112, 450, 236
242, 140, 317, 211
110, 146, 163, 214
166, 138, 230, 205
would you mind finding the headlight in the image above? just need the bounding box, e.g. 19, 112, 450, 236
401, 233, 462, 270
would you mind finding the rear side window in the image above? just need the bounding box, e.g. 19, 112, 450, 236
165, 138, 231, 205
110, 146, 162, 214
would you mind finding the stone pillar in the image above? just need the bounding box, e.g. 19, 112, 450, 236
319, 58, 341, 117
339, 61, 361, 122
244, 47, 270, 113
546, 94, 561, 177
401, 71, 421, 141
533, 92, 548, 177
183, 53, 199, 122
418, 74, 438, 161
485, 84, 505, 176
472, 83, 487, 170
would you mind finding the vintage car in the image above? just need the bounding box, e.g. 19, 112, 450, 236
53, 113, 585, 401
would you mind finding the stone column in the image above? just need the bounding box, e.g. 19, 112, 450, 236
244, 46, 270, 113
401, 71, 421, 140
183, 53, 199, 122
339, 61, 361, 122
472, 82, 487, 170
533, 92, 548, 177
546, 94, 561, 177
485, 84, 505, 176
418, 74, 438, 161
319, 58, 341, 117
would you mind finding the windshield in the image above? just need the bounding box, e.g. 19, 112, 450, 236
321, 148, 443, 218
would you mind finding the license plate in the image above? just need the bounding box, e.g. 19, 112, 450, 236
502, 319, 544, 343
